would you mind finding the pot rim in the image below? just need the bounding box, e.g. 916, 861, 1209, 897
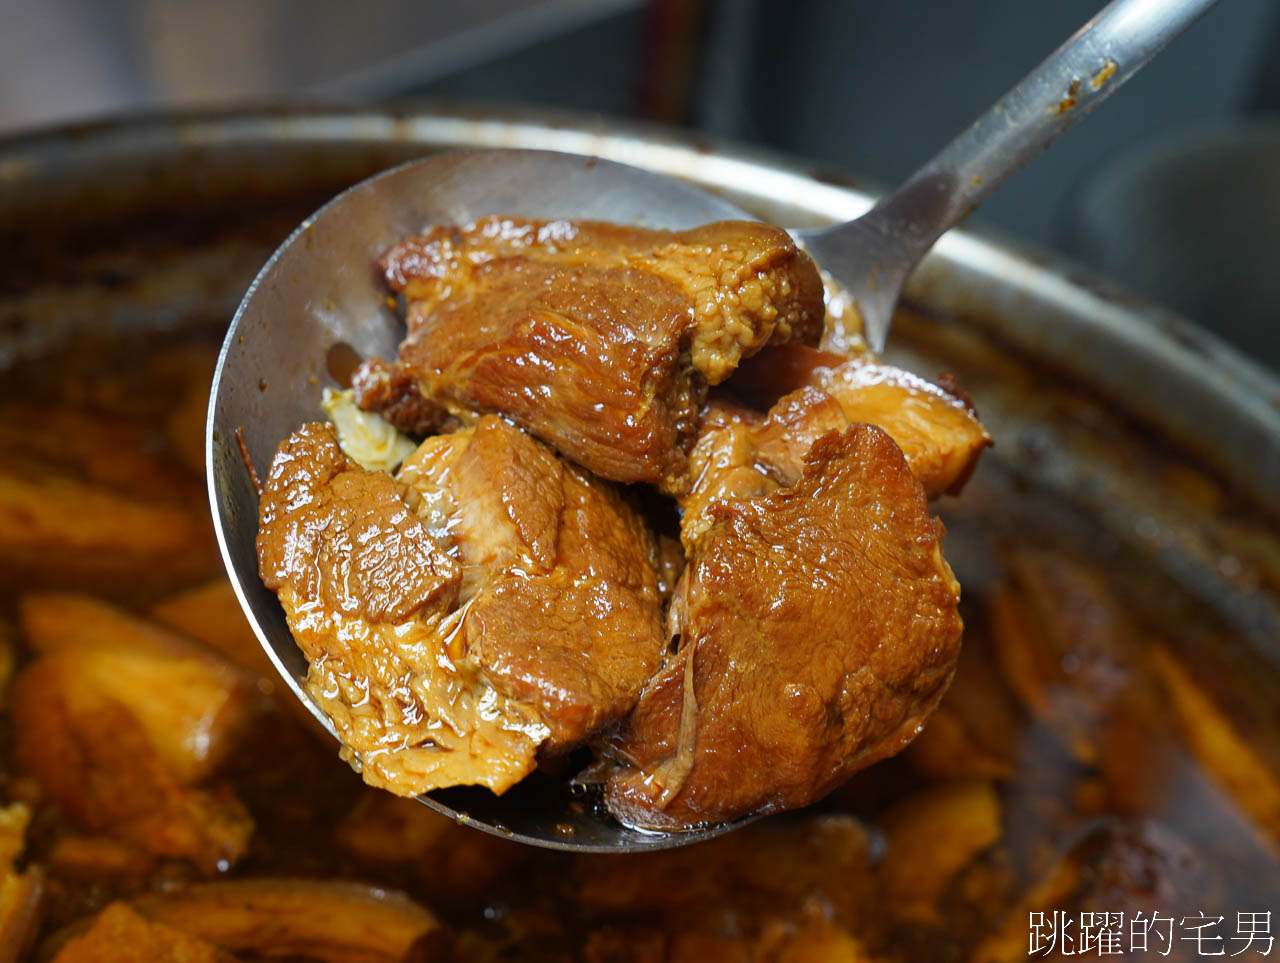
2, 102, 1276, 514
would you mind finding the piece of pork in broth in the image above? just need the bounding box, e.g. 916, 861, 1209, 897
355, 216, 825, 492
256, 418, 665, 797
733, 344, 992, 497
605, 422, 964, 829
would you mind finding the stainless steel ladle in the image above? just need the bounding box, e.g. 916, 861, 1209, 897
209, 0, 1216, 852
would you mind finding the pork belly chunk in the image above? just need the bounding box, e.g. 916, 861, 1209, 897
605, 424, 963, 829
735, 344, 992, 497
13, 594, 259, 873
395, 415, 668, 744
358, 217, 825, 492
256, 419, 665, 797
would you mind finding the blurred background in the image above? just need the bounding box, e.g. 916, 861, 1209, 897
2, 0, 1278, 366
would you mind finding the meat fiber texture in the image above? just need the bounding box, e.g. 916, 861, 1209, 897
605, 425, 964, 828
256, 215, 988, 826
594, 340, 987, 826
256, 419, 666, 797
358, 216, 826, 493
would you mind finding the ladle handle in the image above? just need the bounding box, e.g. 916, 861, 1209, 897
877, 0, 1218, 251
818, 0, 1220, 352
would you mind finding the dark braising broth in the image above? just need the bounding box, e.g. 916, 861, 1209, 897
2, 325, 1277, 962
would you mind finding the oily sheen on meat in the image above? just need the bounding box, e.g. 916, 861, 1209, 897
604, 424, 965, 828
354, 216, 825, 492
255, 419, 665, 796
257, 213, 985, 827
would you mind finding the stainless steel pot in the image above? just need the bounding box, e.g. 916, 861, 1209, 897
3, 105, 1276, 750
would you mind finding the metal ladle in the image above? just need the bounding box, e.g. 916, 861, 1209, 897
208, 0, 1216, 852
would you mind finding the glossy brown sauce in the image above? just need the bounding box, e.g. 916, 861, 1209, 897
3, 325, 1278, 961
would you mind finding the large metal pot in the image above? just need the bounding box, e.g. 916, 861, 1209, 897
4, 106, 1280, 958
4, 104, 1276, 659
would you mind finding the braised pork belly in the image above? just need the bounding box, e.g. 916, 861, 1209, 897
256, 418, 665, 797
255, 215, 995, 826
11, 320, 1280, 960
589, 335, 988, 826
733, 343, 992, 497
604, 424, 964, 828
354, 216, 825, 492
